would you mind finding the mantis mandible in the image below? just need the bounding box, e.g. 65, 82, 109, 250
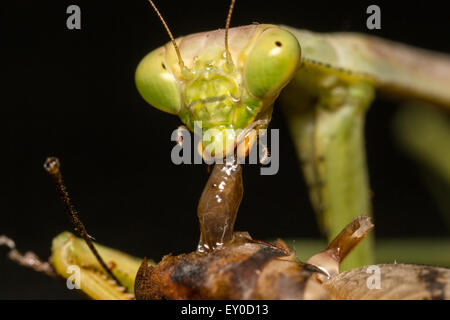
2, 0, 450, 299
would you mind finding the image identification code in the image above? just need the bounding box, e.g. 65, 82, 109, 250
181, 304, 269, 317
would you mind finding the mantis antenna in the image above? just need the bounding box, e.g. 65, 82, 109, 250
44, 157, 124, 287
224, 0, 236, 64
147, 0, 185, 70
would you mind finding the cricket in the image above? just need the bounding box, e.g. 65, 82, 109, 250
1, 0, 450, 300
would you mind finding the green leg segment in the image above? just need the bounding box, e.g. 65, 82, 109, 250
281, 65, 375, 270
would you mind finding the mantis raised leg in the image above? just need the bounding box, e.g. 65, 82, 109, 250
281, 69, 375, 270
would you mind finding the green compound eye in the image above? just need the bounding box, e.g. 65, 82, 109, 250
244, 28, 301, 98
135, 47, 181, 115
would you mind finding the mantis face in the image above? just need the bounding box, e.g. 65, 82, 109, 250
135, 24, 300, 159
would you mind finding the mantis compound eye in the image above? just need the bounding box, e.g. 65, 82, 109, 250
244, 27, 301, 98
135, 47, 181, 115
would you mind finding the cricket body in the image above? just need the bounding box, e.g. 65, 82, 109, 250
41, 158, 450, 300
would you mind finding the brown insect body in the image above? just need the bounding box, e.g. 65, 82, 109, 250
135, 158, 327, 299
3, 156, 449, 299
135, 232, 332, 300
134, 159, 450, 300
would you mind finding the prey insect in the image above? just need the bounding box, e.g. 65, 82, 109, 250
2, 0, 450, 299
4, 156, 449, 300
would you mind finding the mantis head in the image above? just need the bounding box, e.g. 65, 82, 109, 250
135, 2, 300, 160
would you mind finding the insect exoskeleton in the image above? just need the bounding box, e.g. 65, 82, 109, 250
135, 24, 301, 160
134, 233, 331, 300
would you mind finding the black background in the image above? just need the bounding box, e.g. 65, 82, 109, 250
1, 0, 449, 299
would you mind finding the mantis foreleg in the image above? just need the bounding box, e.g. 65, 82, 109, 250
281, 63, 375, 270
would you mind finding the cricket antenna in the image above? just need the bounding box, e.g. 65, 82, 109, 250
147, 0, 185, 71
224, 0, 236, 64
44, 157, 123, 287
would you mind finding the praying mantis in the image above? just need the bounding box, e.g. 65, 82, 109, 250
2, 0, 450, 299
